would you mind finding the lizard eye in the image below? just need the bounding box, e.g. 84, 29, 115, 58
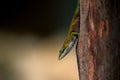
60, 48, 66, 53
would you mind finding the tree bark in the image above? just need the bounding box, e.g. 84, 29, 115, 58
77, 0, 120, 80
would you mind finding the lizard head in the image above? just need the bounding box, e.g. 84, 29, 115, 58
58, 36, 78, 60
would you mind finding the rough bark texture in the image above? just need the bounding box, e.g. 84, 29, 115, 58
77, 0, 120, 80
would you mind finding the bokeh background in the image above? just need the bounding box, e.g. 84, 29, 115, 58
0, 0, 79, 80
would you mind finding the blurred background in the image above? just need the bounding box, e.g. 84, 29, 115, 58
0, 0, 79, 80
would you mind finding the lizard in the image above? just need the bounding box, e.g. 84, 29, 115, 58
59, 2, 80, 60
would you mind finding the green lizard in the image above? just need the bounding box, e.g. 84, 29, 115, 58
59, 3, 80, 60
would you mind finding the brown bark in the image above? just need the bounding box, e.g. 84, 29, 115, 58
77, 0, 120, 80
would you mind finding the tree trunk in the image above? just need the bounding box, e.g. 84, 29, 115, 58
77, 0, 120, 80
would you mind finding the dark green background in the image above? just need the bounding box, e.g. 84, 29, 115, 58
0, 0, 78, 37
